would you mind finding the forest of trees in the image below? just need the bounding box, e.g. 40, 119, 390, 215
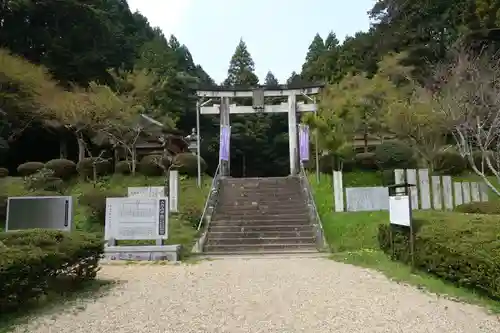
1, 0, 500, 178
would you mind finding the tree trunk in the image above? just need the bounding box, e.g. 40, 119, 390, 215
76, 134, 85, 162
59, 140, 67, 159
131, 147, 137, 175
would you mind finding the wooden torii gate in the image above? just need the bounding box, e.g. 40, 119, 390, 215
196, 84, 323, 177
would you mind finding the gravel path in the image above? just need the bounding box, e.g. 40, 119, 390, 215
12, 257, 500, 333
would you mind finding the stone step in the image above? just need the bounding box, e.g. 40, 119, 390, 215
216, 202, 307, 210
211, 214, 310, 222
214, 207, 308, 215
208, 224, 314, 233
217, 198, 305, 206
207, 230, 315, 239
203, 243, 317, 253
219, 194, 303, 201
210, 221, 311, 229
205, 236, 316, 246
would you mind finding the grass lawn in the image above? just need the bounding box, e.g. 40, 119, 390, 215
309, 171, 500, 313
1, 174, 212, 254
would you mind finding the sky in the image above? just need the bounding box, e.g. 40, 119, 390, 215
127, 0, 375, 84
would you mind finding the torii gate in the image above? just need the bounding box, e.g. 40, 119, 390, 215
195, 84, 323, 178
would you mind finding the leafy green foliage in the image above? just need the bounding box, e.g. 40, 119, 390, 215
374, 141, 416, 169
115, 161, 132, 175
378, 213, 500, 299
172, 153, 207, 176
434, 150, 467, 175
79, 190, 123, 225
138, 155, 167, 177
24, 168, 64, 193
76, 158, 112, 179
0, 229, 103, 313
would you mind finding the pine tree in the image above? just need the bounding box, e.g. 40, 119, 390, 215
264, 71, 279, 87
224, 39, 259, 87
325, 31, 339, 50
301, 33, 326, 82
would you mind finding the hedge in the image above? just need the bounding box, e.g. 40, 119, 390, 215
378, 212, 500, 299
0, 229, 104, 313
455, 201, 500, 215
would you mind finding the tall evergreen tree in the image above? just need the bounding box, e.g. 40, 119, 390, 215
264, 71, 279, 86
224, 39, 259, 87
302, 33, 327, 82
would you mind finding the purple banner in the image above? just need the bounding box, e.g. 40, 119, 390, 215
219, 125, 230, 161
299, 124, 310, 161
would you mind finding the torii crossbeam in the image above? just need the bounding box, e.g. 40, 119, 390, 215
196, 84, 323, 177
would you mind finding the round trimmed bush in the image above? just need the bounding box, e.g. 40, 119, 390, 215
115, 161, 132, 175
76, 158, 112, 179
0, 168, 8, 178
171, 153, 207, 176
434, 150, 467, 175
354, 152, 377, 170
374, 141, 416, 170
45, 159, 77, 180
138, 155, 166, 177
17, 162, 44, 177
79, 189, 123, 225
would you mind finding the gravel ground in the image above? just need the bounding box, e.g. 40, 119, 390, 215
12, 257, 500, 333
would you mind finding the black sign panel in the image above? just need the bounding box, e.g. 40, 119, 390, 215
158, 199, 166, 236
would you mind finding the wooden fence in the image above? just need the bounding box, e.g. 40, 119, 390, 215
333, 169, 489, 212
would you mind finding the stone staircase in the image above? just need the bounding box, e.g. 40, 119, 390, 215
203, 177, 318, 254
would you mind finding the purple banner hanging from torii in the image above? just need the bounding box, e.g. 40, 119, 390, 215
299, 124, 310, 161
219, 125, 231, 161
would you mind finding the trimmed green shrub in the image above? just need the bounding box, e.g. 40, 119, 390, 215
17, 162, 44, 177
138, 155, 166, 177
79, 189, 123, 225
434, 151, 467, 175
378, 213, 500, 299
171, 153, 207, 176
0, 168, 8, 178
354, 152, 377, 170
76, 157, 112, 179
45, 159, 77, 180
24, 168, 64, 193
115, 160, 132, 175
0, 229, 103, 313
374, 141, 416, 170
455, 201, 500, 215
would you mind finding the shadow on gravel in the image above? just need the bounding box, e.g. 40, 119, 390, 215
0, 279, 122, 333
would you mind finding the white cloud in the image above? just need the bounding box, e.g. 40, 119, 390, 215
127, 0, 192, 37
